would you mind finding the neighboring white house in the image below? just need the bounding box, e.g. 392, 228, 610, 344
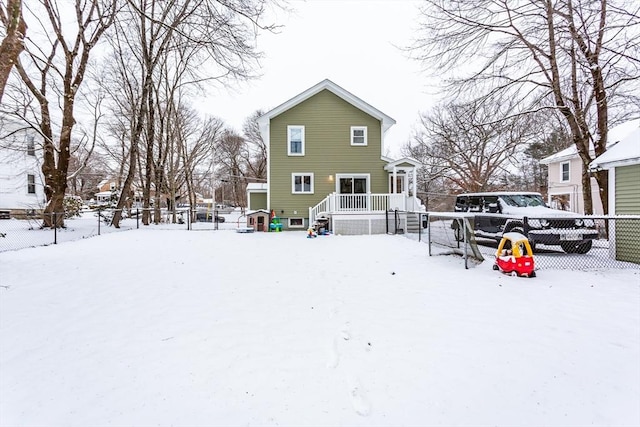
0, 117, 46, 217
539, 119, 640, 214
589, 127, 640, 264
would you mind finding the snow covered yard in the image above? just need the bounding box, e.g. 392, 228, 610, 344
1, 229, 639, 427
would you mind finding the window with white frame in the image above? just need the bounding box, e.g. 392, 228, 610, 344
288, 125, 305, 156
289, 218, 304, 228
27, 136, 35, 156
350, 126, 367, 146
27, 174, 36, 194
560, 162, 570, 182
292, 173, 313, 194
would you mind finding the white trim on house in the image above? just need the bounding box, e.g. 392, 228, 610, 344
288, 217, 305, 228
383, 157, 422, 199
287, 125, 305, 156
350, 126, 368, 146
291, 173, 314, 194
335, 173, 371, 194
257, 79, 395, 133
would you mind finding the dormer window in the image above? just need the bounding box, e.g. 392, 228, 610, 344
288, 125, 305, 156
351, 126, 367, 146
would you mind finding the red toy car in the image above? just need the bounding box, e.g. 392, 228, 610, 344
493, 232, 536, 278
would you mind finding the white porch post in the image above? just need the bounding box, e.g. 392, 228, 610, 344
412, 167, 417, 198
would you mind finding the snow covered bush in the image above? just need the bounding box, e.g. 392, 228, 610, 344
63, 196, 83, 219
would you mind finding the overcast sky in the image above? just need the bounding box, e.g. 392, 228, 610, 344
199, 0, 437, 158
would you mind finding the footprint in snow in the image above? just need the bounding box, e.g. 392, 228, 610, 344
347, 375, 371, 416
326, 337, 339, 369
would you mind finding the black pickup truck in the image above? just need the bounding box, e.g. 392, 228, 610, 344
453, 192, 598, 254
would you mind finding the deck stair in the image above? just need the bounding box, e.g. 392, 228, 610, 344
406, 212, 421, 233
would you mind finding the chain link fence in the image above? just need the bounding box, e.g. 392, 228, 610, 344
407, 213, 640, 270
0, 207, 250, 252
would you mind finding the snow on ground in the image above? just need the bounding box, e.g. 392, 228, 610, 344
1, 225, 639, 427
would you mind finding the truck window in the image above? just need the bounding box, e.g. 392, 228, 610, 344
455, 196, 468, 212
468, 197, 482, 212
483, 196, 500, 213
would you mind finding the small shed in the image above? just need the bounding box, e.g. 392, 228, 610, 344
246, 209, 271, 232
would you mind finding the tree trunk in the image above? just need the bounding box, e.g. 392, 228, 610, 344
0, 0, 26, 102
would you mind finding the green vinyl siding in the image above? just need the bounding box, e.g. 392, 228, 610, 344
615, 164, 640, 214
249, 192, 267, 211
269, 89, 387, 218
614, 164, 640, 264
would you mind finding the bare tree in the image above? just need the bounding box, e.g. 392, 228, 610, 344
178, 114, 224, 221
108, 0, 280, 227
411, 0, 640, 213
242, 109, 267, 182
0, 0, 26, 101
214, 129, 247, 206
404, 99, 538, 193
10, 0, 117, 227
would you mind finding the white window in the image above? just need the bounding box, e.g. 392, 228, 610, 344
350, 126, 367, 146
27, 174, 36, 194
288, 125, 305, 156
27, 136, 35, 156
292, 173, 314, 194
560, 162, 570, 182
289, 218, 304, 228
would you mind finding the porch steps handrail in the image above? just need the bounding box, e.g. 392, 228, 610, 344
309, 193, 408, 225
309, 193, 333, 225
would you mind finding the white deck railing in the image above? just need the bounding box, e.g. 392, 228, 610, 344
309, 193, 407, 224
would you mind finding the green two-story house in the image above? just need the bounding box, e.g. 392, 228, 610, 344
251, 79, 424, 234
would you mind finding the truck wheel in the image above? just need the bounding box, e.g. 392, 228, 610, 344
574, 240, 593, 254
504, 222, 524, 235
560, 242, 578, 253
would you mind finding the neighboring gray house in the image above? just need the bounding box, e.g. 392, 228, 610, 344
0, 117, 45, 218
590, 127, 640, 264
539, 119, 639, 215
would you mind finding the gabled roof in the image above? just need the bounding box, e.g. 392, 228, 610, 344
246, 209, 271, 216
384, 157, 422, 170
257, 79, 396, 133
540, 119, 640, 165
590, 128, 640, 170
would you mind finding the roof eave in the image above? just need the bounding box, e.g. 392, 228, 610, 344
259, 79, 396, 128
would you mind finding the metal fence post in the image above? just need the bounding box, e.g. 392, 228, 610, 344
137, 209, 139, 229
463, 217, 469, 269
53, 212, 57, 244
427, 214, 432, 256
98, 208, 101, 235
